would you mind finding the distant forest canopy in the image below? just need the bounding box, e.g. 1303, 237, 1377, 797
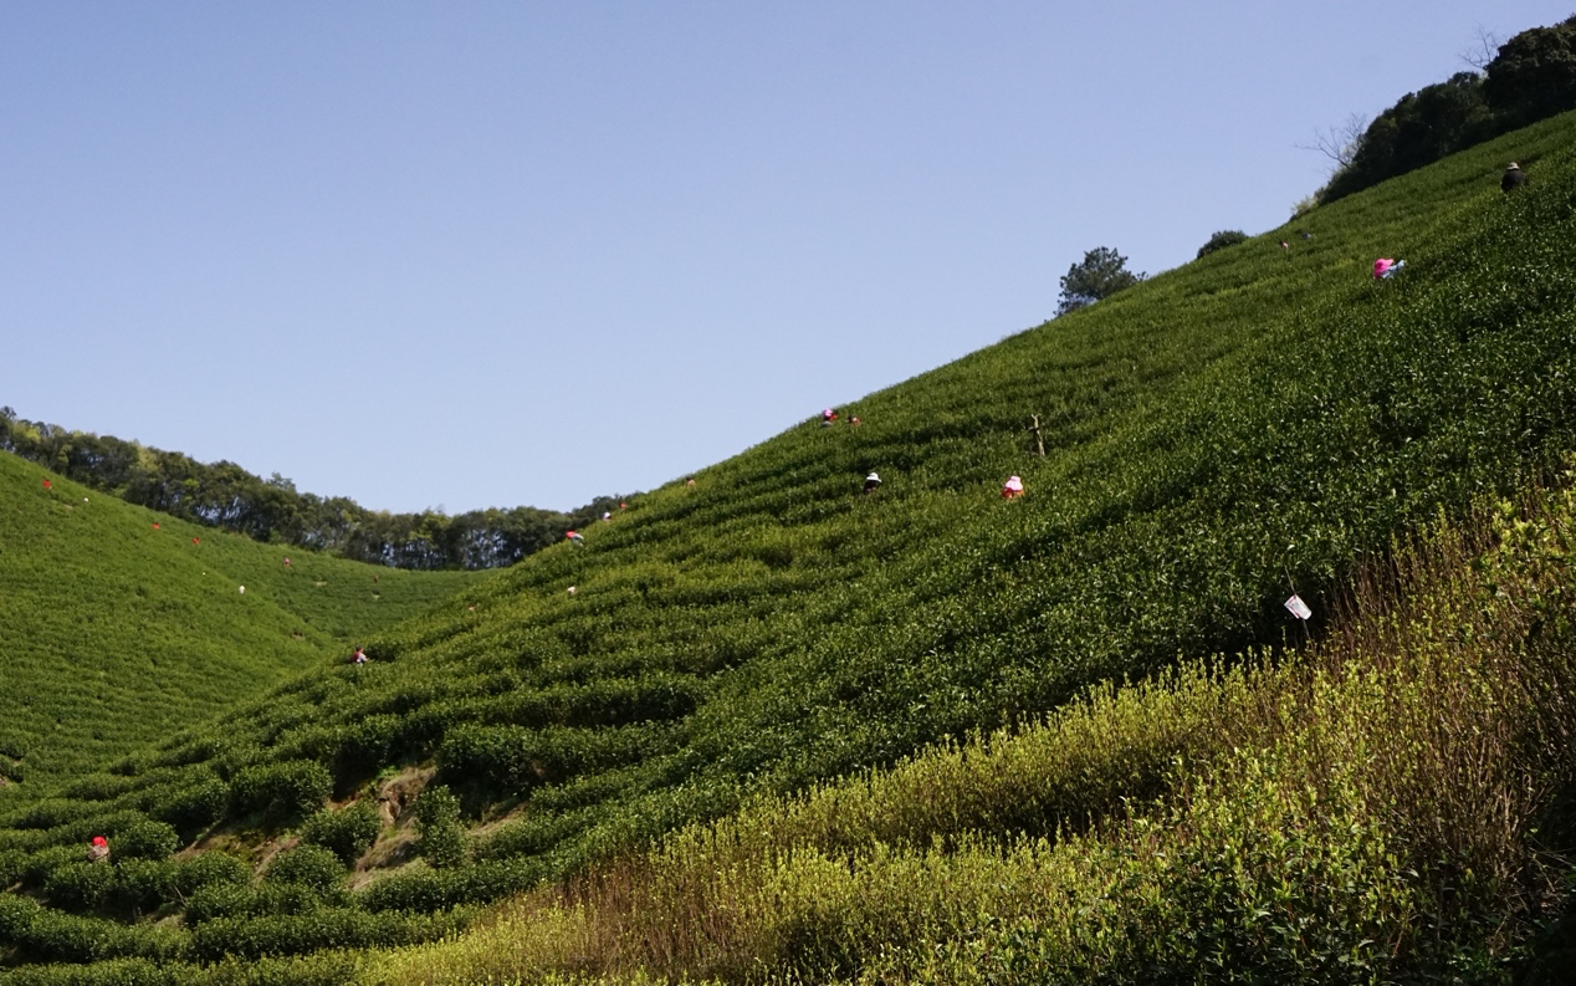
1314, 16, 1574, 206
0, 406, 627, 570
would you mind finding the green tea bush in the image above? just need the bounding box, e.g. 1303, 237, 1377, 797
0, 893, 38, 939
0, 849, 26, 887
262, 843, 345, 900
10, 845, 83, 891
359, 857, 545, 914
299, 800, 383, 865
172, 849, 249, 898
412, 785, 467, 869
108, 819, 178, 862
41, 862, 116, 912
0, 957, 165, 986
228, 759, 332, 826
145, 776, 228, 841
469, 804, 602, 862
328, 714, 402, 790
0, 798, 80, 831
437, 721, 677, 795
148, 736, 222, 771
182, 883, 260, 925
0, 903, 186, 965
56, 774, 139, 803
186, 905, 466, 963
107, 858, 178, 917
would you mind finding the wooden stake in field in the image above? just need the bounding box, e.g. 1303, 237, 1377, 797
1028, 414, 1046, 457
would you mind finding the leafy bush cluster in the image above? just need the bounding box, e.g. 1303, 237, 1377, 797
412, 786, 467, 869
228, 761, 332, 827
300, 801, 383, 866
1196, 228, 1248, 257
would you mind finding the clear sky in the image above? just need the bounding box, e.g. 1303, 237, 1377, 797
3, 1, 1567, 515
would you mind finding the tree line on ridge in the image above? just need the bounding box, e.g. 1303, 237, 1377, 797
0, 406, 623, 571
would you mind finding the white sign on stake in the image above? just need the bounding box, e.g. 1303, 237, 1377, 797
1284, 594, 1312, 620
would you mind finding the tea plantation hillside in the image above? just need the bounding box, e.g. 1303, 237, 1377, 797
0, 113, 1570, 982
0, 451, 484, 784
369, 481, 1574, 985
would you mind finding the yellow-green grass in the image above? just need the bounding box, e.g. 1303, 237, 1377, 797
364, 482, 1573, 985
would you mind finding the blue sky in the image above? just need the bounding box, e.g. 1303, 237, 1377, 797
3, 1, 1567, 514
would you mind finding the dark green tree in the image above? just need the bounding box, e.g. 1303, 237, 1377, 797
1197, 230, 1249, 259
1321, 73, 1492, 202
1057, 247, 1145, 316
1315, 18, 1574, 206
1484, 16, 1576, 128
0, 405, 632, 570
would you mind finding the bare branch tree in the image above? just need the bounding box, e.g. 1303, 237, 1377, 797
1296, 112, 1369, 170
1459, 25, 1502, 72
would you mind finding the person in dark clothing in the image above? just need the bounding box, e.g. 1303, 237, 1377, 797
1502, 162, 1526, 192
863, 472, 881, 495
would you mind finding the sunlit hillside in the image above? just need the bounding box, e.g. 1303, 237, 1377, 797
0, 113, 1570, 984
0, 452, 485, 783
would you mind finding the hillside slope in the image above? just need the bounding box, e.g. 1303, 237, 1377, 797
0, 113, 1570, 981
369, 481, 1574, 985
0, 451, 485, 783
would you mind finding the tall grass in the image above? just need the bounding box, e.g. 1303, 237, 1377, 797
367, 481, 1573, 984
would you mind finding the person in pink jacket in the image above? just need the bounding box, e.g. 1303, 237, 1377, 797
1373, 258, 1405, 279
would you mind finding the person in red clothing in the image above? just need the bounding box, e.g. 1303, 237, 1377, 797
1373, 258, 1405, 279
1002, 475, 1025, 499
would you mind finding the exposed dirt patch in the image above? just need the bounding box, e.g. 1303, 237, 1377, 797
375, 765, 437, 827
344, 765, 438, 885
